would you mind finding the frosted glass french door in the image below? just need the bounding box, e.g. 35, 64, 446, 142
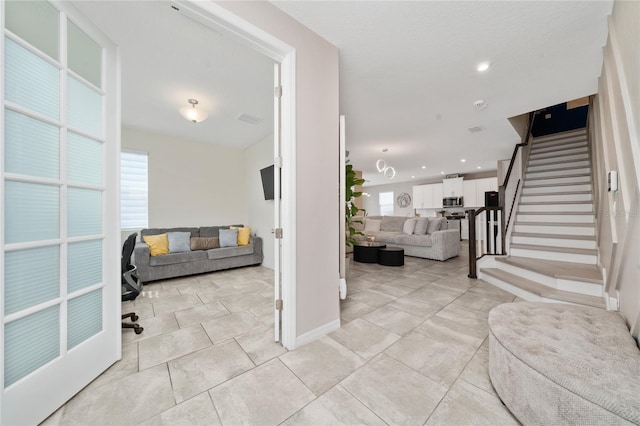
1, 1, 120, 425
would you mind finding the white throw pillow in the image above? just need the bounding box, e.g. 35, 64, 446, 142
403, 218, 417, 235
364, 219, 381, 232
413, 217, 429, 234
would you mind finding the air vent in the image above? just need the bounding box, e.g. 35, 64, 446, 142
445, 173, 459, 179
237, 113, 263, 125
467, 125, 484, 133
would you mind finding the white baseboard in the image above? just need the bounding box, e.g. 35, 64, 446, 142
294, 319, 341, 349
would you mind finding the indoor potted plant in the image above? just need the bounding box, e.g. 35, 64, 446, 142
345, 153, 366, 247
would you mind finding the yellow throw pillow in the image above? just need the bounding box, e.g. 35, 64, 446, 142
230, 226, 251, 246
143, 233, 169, 256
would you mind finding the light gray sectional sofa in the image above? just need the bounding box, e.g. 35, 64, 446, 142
134, 226, 263, 282
352, 215, 460, 261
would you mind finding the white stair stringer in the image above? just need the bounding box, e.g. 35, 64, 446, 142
478, 127, 606, 308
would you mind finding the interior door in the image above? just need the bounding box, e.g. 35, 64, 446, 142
273, 63, 283, 342
1, 2, 120, 424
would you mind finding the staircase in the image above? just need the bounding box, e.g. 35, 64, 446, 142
479, 128, 606, 308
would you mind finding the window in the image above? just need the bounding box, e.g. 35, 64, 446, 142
379, 191, 394, 216
120, 151, 148, 229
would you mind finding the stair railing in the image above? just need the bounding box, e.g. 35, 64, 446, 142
468, 111, 536, 278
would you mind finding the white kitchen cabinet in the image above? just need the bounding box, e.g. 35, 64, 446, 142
443, 177, 463, 197
412, 185, 424, 209
463, 180, 477, 208
432, 183, 443, 208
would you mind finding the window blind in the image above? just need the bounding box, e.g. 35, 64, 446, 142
379, 191, 394, 216
120, 151, 148, 229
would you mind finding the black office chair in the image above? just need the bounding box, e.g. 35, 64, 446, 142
122, 232, 143, 334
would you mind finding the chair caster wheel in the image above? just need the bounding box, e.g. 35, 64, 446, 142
131, 315, 139, 322
134, 326, 143, 335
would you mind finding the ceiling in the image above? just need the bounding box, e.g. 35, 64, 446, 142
73, 1, 613, 186
273, 1, 613, 186
72, 1, 275, 149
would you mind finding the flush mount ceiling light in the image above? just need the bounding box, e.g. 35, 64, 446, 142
474, 100, 488, 111
179, 98, 208, 123
477, 61, 491, 72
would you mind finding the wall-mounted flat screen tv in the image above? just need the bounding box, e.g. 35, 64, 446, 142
260, 165, 276, 200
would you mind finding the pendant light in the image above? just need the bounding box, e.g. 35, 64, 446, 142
179, 98, 208, 123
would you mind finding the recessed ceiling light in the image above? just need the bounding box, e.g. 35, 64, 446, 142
477, 61, 491, 72
477, 166, 482, 169
411, 175, 415, 179
441, 171, 445, 174
421, 165, 426, 169
461, 159, 466, 163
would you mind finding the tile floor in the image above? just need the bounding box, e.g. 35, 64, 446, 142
43, 246, 522, 425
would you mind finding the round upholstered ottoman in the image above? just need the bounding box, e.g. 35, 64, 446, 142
488, 302, 640, 425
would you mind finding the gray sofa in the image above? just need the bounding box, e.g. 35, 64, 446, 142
352, 215, 460, 261
134, 226, 263, 282
489, 302, 640, 424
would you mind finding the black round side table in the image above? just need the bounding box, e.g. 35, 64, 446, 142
353, 242, 386, 263
377, 246, 405, 266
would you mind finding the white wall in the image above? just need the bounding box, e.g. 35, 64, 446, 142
245, 134, 275, 270
122, 126, 247, 229
217, 1, 340, 341
591, 0, 640, 339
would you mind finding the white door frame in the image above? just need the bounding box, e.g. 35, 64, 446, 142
175, 1, 297, 349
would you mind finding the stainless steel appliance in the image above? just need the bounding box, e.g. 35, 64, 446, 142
443, 196, 463, 207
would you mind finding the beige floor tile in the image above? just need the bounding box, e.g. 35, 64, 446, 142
330, 318, 400, 359
363, 305, 425, 336
174, 280, 220, 296
122, 302, 154, 320
358, 270, 398, 284
168, 341, 255, 403
409, 285, 461, 306
209, 359, 315, 425
390, 275, 432, 289
122, 341, 138, 361
458, 343, 497, 396
345, 276, 382, 294
466, 282, 516, 303
385, 331, 477, 387
340, 300, 377, 323
61, 364, 175, 425
174, 302, 229, 328
218, 292, 272, 313
414, 313, 487, 347
425, 379, 518, 425
388, 295, 442, 318
282, 385, 386, 426
152, 294, 203, 316
249, 303, 275, 325
138, 324, 212, 370
430, 277, 474, 294
235, 326, 287, 365
347, 289, 396, 308
232, 279, 272, 294
451, 292, 507, 313
201, 311, 264, 343
122, 313, 179, 344
370, 282, 415, 298
134, 285, 181, 306
195, 286, 242, 304
280, 336, 364, 395
341, 353, 447, 425
83, 357, 139, 393
137, 392, 221, 426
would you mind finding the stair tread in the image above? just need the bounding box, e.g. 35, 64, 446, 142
533, 129, 586, 142
516, 221, 594, 227
511, 232, 596, 241
497, 256, 603, 283
510, 243, 596, 255
519, 201, 593, 206
526, 173, 591, 181
521, 191, 592, 196
527, 166, 590, 174
481, 268, 605, 308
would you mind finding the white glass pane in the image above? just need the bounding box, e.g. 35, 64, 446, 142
68, 188, 102, 237
68, 132, 102, 186
68, 240, 102, 293
5, 0, 59, 61
5, 305, 60, 387
5, 109, 59, 179
5, 246, 59, 315
5, 37, 60, 119
68, 21, 101, 88
5, 181, 59, 244
68, 289, 102, 350
68, 76, 102, 138
120, 151, 148, 229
